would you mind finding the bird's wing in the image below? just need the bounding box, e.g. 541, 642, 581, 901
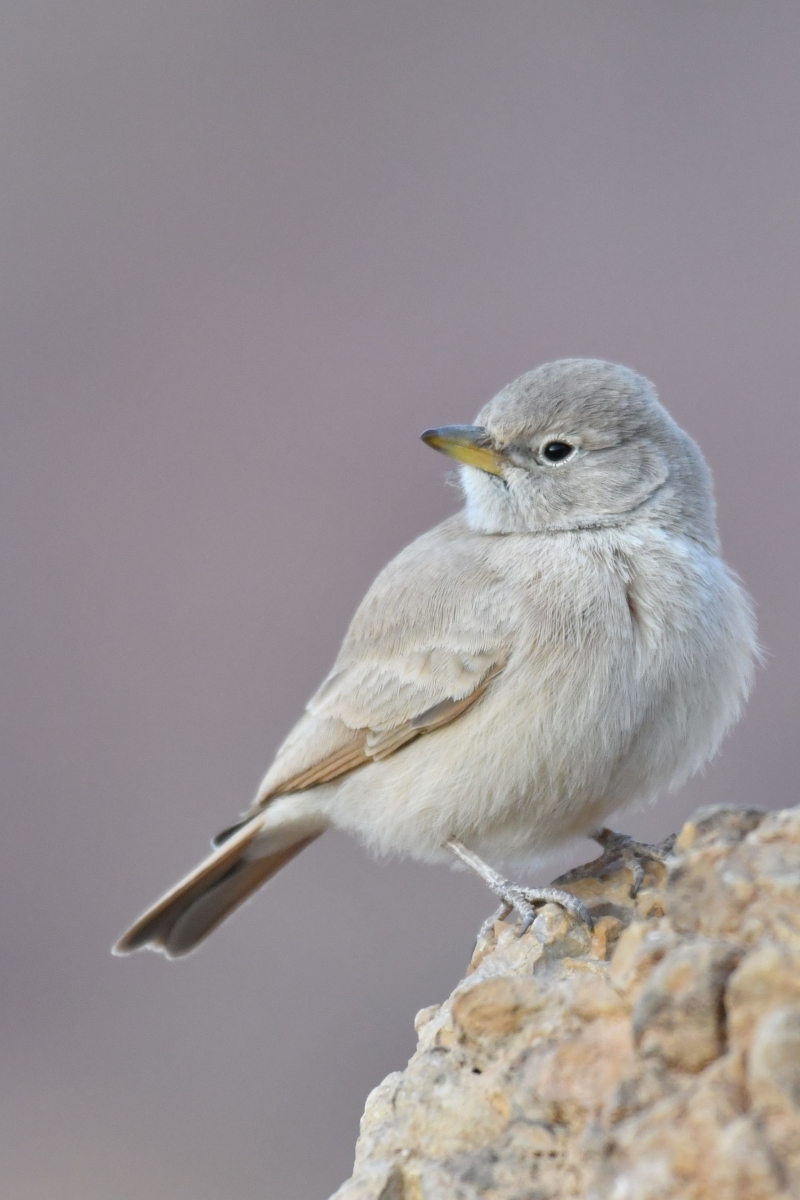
249, 516, 512, 810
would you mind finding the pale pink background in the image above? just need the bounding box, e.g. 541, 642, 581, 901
2, 4, 799, 1197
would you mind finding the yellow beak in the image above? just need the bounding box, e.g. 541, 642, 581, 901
420, 425, 506, 477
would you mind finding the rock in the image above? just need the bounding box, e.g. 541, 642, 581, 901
451, 976, 549, 1042
748, 1007, 800, 1110
632, 939, 742, 1071
331, 805, 800, 1200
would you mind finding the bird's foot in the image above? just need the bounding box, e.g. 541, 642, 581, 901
494, 882, 594, 937
555, 827, 677, 898
445, 837, 594, 940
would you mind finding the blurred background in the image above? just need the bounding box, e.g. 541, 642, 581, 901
1, 2, 799, 1197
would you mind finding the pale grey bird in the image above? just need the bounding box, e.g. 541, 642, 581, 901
114, 359, 757, 958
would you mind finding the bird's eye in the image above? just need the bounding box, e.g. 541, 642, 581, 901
541, 441, 575, 463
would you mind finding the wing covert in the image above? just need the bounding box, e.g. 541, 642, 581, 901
248, 515, 513, 810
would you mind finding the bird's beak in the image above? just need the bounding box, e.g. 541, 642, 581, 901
420, 425, 506, 477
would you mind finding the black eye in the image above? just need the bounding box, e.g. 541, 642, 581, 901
541, 441, 574, 462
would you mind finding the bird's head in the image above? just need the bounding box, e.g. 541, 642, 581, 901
422, 359, 716, 545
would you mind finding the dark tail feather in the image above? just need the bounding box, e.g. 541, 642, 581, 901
113, 817, 321, 958
211, 817, 251, 847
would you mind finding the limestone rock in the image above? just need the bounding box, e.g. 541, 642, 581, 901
330, 805, 800, 1200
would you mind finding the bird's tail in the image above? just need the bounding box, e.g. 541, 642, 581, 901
113, 798, 325, 958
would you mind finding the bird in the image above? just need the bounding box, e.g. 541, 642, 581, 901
114, 359, 757, 958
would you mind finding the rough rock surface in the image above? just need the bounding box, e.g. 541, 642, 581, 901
330, 806, 800, 1200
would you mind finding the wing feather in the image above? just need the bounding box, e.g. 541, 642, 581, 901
271, 730, 369, 793
235, 516, 512, 826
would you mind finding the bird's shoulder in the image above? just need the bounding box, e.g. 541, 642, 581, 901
340, 513, 513, 644
307, 514, 517, 729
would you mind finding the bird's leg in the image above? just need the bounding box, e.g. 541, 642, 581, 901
445, 838, 593, 936
554, 827, 677, 898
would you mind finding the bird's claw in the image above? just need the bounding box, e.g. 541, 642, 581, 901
490, 881, 594, 936
555, 827, 677, 898
476, 902, 513, 942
